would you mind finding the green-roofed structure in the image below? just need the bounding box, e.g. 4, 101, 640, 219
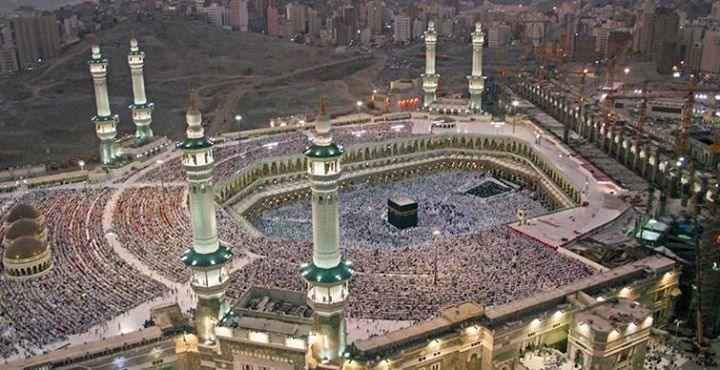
88, 44, 119, 166
179, 89, 233, 344
302, 98, 353, 368
127, 35, 154, 141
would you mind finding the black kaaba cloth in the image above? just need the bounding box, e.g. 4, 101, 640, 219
388, 197, 418, 229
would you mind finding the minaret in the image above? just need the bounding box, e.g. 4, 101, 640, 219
422, 21, 439, 108
128, 32, 154, 140
467, 22, 485, 113
88, 43, 119, 165
179, 90, 232, 344
301, 98, 353, 367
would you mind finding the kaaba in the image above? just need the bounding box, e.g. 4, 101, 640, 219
388, 197, 418, 229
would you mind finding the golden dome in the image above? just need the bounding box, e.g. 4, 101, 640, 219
5, 236, 47, 260
5, 219, 44, 241
5, 204, 41, 225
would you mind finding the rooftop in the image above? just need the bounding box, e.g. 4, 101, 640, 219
573, 298, 652, 333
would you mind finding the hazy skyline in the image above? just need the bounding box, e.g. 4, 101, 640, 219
0, 0, 93, 13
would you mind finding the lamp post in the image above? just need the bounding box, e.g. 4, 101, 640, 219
512, 100, 519, 134
156, 159, 166, 196
432, 228, 441, 286
234, 114, 242, 132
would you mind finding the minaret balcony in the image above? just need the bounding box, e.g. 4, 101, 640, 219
182, 244, 233, 268
300, 261, 353, 285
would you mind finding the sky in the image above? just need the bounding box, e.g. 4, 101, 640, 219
0, 0, 93, 13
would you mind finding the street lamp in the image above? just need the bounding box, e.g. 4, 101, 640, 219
512, 100, 519, 134
156, 159, 166, 194
432, 228, 441, 286
234, 114, 243, 131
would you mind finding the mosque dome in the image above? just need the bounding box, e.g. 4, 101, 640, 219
5, 204, 42, 225
5, 219, 44, 242
5, 236, 47, 260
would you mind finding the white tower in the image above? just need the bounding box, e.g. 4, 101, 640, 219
128, 33, 154, 140
179, 90, 232, 344
467, 22, 485, 113
422, 21, 439, 108
88, 44, 119, 165
301, 98, 353, 367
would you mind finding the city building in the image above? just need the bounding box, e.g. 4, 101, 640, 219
229, 0, 249, 31
286, 3, 307, 34
266, 4, 279, 36
0, 44, 19, 74
307, 8, 320, 37
10, 16, 61, 69
633, 0, 655, 58
488, 22, 511, 48
205, 3, 229, 28
393, 14, 411, 43
366, 0, 388, 35
413, 18, 426, 40
568, 297, 653, 369
651, 7, 679, 74
700, 28, 720, 75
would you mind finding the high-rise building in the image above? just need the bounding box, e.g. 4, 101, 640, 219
594, 27, 610, 55
307, 8, 320, 37
267, 5, 279, 36
286, 3, 307, 34
229, 0, 249, 31
61, 16, 80, 45
393, 14, 411, 43
712, 2, 720, 21
488, 22, 511, 48
0, 44, 18, 74
11, 16, 61, 68
249, 0, 268, 19
205, 3, 229, 28
633, 0, 655, 59
651, 7, 679, 74
342, 6, 357, 33
687, 42, 703, 72
574, 34, 597, 63
367, 0, 388, 35
700, 28, 720, 74
412, 18, 426, 39
438, 18, 454, 37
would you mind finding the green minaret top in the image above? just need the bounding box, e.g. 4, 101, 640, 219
178, 89, 213, 150
304, 97, 344, 159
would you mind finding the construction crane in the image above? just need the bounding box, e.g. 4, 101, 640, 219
536, 42, 576, 142
608, 84, 720, 160
601, 40, 631, 130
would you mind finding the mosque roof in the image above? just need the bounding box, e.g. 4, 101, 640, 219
181, 244, 232, 268
304, 142, 344, 159
5, 236, 47, 260
300, 260, 353, 284
5, 204, 41, 224
5, 219, 44, 241
177, 136, 214, 150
